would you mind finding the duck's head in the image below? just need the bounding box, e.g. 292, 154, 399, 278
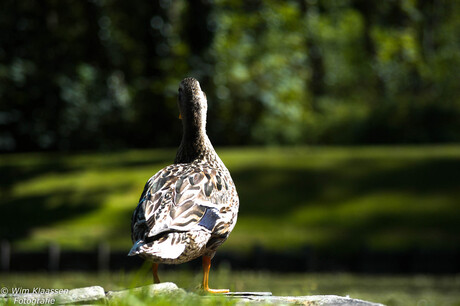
178, 77, 207, 131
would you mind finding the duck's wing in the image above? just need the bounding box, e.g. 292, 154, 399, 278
131, 164, 235, 244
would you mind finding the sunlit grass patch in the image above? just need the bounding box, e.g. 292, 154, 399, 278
1, 146, 460, 253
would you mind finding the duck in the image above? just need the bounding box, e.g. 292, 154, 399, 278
129, 77, 239, 293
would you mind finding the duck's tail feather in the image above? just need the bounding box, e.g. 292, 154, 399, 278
128, 238, 186, 260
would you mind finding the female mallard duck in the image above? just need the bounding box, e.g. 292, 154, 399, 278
129, 77, 239, 293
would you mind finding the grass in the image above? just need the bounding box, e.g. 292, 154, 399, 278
2, 146, 460, 304
1, 270, 460, 306
1, 145, 460, 253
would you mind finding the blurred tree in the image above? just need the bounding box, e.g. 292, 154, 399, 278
0, 0, 459, 151
212, 0, 311, 145
355, 0, 460, 143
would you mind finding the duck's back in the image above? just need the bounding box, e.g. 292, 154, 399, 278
130, 156, 239, 263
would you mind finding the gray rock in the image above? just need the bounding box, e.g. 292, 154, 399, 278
2, 283, 384, 306
56, 286, 106, 304
298, 295, 384, 306
106, 282, 186, 300
232, 294, 384, 306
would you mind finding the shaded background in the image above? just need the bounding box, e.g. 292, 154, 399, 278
1, 0, 460, 152
1, 1, 460, 304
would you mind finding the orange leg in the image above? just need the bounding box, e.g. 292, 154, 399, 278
152, 263, 160, 284
202, 256, 229, 293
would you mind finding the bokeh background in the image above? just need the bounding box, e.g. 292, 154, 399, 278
1, 0, 460, 305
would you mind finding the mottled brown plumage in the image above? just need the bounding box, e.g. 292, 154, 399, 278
129, 78, 239, 292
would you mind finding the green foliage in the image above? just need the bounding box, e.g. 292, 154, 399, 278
1, 0, 460, 151
212, 0, 310, 144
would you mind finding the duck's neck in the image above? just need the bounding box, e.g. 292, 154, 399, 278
174, 122, 213, 164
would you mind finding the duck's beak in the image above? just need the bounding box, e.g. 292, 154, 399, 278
179, 113, 182, 120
